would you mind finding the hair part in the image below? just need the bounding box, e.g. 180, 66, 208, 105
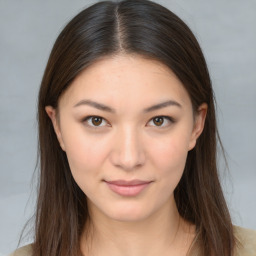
30, 1, 235, 255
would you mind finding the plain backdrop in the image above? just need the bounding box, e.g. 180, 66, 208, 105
0, 0, 255, 255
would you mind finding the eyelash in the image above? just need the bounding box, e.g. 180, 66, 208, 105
82, 115, 175, 129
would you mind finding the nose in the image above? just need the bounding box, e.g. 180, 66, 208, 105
110, 127, 146, 171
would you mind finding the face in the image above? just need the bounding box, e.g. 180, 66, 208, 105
46, 54, 207, 223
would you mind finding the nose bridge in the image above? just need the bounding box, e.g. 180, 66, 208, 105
111, 125, 145, 170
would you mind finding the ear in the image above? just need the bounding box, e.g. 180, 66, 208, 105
45, 106, 66, 151
188, 103, 208, 151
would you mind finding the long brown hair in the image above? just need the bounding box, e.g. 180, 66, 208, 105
32, 0, 235, 255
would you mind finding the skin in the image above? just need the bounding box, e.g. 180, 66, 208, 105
46, 54, 207, 256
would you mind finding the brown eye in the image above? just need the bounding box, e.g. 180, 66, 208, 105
91, 117, 103, 126
153, 117, 164, 126
148, 116, 175, 128
83, 116, 108, 128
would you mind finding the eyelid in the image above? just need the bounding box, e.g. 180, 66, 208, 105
82, 115, 110, 129
147, 116, 175, 128
82, 115, 175, 129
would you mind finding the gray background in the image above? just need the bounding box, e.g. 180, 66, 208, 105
0, 0, 255, 255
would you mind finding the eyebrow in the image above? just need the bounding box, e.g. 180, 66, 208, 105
73, 99, 182, 113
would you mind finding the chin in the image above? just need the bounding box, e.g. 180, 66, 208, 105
110, 212, 150, 223
104, 203, 154, 223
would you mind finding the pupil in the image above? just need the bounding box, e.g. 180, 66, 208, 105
154, 117, 163, 126
92, 117, 102, 126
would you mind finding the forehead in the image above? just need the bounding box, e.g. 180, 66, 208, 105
58, 54, 192, 110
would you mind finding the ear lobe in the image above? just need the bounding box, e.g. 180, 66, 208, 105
45, 106, 66, 151
188, 103, 208, 151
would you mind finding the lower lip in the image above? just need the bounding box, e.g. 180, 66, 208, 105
105, 182, 151, 196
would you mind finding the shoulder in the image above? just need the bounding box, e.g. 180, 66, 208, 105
8, 244, 32, 256
234, 225, 256, 256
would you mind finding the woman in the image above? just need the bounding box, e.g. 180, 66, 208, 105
10, 0, 256, 255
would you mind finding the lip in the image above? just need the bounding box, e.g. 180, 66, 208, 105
104, 180, 152, 196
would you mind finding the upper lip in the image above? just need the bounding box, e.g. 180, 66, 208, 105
104, 179, 152, 186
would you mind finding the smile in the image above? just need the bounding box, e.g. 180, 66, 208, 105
104, 180, 152, 196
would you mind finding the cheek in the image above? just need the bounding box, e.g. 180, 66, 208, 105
66, 138, 104, 170
152, 133, 190, 170
63, 134, 112, 200
61, 127, 110, 186
149, 130, 191, 190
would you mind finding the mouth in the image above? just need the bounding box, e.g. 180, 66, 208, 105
104, 179, 153, 196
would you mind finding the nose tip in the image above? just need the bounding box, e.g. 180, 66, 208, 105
110, 130, 145, 171
112, 145, 145, 171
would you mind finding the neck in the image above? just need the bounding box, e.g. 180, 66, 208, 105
81, 196, 195, 256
